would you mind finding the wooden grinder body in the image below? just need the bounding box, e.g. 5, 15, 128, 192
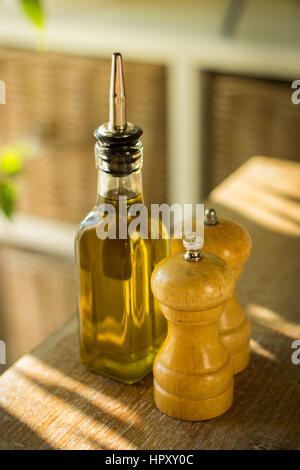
171, 217, 252, 374
151, 251, 235, 421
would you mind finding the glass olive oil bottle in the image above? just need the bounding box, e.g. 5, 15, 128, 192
75, 53, 169, 383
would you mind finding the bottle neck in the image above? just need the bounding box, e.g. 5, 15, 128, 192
97, 169, 144, 204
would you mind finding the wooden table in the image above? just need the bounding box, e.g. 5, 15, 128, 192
0, 157, 299, 450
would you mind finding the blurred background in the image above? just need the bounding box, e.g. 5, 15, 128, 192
0, 0, 300, 370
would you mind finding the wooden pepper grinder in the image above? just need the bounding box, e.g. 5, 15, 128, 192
203, 208, 252, 374
171, 210, 252, 374
151, 235, 235, 421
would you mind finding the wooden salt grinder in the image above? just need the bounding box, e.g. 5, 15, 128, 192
151, 235, 235, 421
203, 208, 252, 374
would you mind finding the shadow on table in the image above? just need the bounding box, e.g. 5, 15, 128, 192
27, 317, 300, 450
0, 406, 53, 450
17, 368, 137, 450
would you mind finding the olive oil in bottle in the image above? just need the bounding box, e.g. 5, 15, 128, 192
75, 53, 169, 384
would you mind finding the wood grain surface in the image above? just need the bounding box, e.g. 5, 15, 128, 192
0, 157, 299, 450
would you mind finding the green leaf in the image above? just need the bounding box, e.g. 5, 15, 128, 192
0, 142, 35, 175
0, 150, 22, 175
19, 0, 45, 29
0, 182, 17, 218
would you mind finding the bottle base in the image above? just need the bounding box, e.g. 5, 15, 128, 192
80, 351, 155, 384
